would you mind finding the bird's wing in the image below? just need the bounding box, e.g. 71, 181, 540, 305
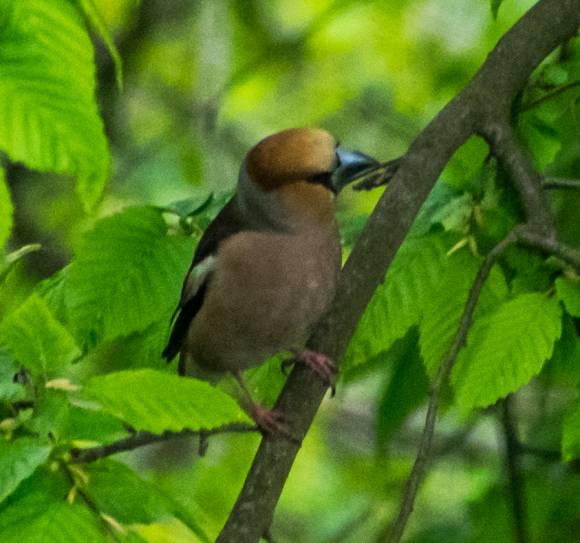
162, 198, 245, 361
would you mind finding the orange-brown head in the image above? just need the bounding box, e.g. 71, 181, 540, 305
238, 128, 378, 231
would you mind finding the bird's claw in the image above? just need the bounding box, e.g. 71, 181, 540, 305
293, 350, 337, 397
249, 405, 297, 442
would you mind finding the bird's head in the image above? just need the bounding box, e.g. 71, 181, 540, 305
238, 128, 378, 230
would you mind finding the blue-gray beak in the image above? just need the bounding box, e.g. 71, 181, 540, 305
330, 146, 380, 193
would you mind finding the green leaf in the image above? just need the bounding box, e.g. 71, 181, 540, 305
61, 406, 126, 444
556, 276, 580, 317
0, 167, 12, 251
0, 244, 42, 285
0, 0, 110, 210
420, 249, 508, 377
430, 193, 473, 233
85, 460, 211, 543
343, 234, 449, 371
0, 438, 51, 504
0, 470, 109, 543
490, 0, 504, 19
0, 350, 25, 402
65, 207, 195, 348
84, 369, 251, 433
25, 390, 70, 440
546, 314, 580, 386
0, 294, 81, 376
562, 398, 580, 461
377, 329, 428, 448
74, 0, 123, 89
452, 294, 562, 411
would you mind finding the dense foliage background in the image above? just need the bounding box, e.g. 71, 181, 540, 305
0, 1, 579, 541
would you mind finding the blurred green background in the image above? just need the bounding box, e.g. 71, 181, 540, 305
4, 1, 580, 542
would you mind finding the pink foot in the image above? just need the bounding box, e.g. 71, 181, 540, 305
283, 350, 337, 396
249, 404, 287, 437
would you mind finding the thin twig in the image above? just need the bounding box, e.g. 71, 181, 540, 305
521, 80, 580, 112
516, 228, 580, 270
482, 121, 554, 233
384, 229, 518, 543
62, 462, 124, 543
500, 397, 529, 543
543, 178, 580, 190
69, 423, 257, 464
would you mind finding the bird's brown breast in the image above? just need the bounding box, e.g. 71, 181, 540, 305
183, 227, 341, 373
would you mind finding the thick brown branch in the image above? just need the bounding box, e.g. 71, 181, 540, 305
217, 1, 580, 541
69, 423, 257, 464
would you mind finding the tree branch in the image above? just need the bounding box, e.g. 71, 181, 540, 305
217, 1, 580, 541
500, 397, 529, 543
383, 229, 518, 543
543, 178, 580, 190
69, 423, 257, 464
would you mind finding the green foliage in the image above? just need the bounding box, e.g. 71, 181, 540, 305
0, 168, 12, 251
0, 293, 81, 377
556, 276, 580, 317
85, 460, 210, 542
343, 234, 450, 371
0, 438, 51, 504
376, 329, 428, 448
0, 0, 110, 210
0, 2, 578, 541
0, 351, 24, 402
65, 207, 195, 348
419, 248, 508, 377
84, 369, 251, 433
74, 0, 123, 89
0, 469, 109, 543
490, 0, 505, 20
452, 294, 562, 410
562, 398, 580, 461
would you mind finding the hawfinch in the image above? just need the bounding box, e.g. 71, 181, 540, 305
163, 128, 378, 432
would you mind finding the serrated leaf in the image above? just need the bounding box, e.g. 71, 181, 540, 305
0, 438, 51, 504
0, 0, 110, 210
85, 461, 210, 543
65, 207, 195, 348
562, 399, 580, 461
84, 369, 251, 433
0, 293, 81, 376
74, 0, 123, 89
343, 234, 449, 371
377, 329, 428, 448
452, 294, 562, 411
556, 277, 580, 317
420, 249, 508, 377
0, 167, 12, 251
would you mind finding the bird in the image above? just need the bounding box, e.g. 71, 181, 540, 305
163, 127, 378, 433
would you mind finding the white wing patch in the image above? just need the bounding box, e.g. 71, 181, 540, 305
182, 255, 217, 304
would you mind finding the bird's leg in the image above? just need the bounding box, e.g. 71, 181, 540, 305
282, 349, 337, 396
232, 371, 287, 437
